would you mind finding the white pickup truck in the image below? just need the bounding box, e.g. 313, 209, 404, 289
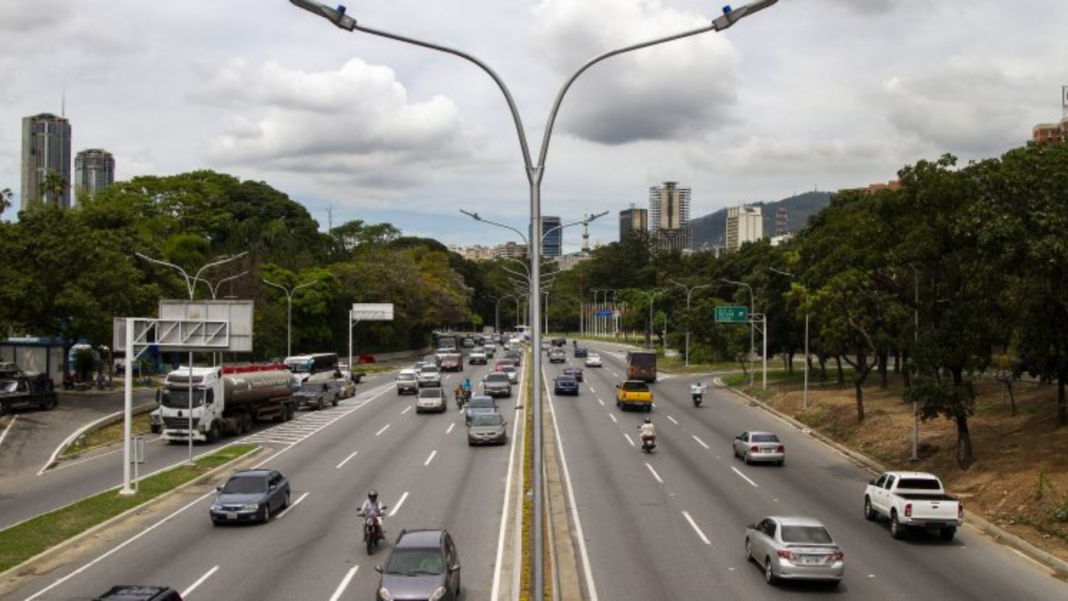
863, 471, 962, 540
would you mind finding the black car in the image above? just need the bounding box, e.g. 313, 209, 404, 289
209, 469, 291, 525
376, 529, 462, 601
573, 346, 588, 358
94, 586, 182, 601
554, 375, 579, 395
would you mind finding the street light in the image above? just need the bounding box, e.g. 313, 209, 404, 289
135, 251, 248, 469
768, 267, 809, 410
722, 278, 759, 388
669, 280, 711, 367
192, 270, 250, 300
262, 278, 318, 358
291, 1, 781, 595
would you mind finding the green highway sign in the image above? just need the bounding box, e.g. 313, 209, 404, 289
715, 306, 749, 323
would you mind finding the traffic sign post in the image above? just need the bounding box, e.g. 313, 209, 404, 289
715, 306, 749, 323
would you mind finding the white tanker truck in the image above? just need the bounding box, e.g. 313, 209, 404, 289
158, 364, 297, 443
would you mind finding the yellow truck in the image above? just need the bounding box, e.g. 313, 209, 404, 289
615, 380, 653, 412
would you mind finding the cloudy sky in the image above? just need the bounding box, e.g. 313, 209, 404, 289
2, 0, 1066, 250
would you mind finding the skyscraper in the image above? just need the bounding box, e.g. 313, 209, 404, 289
725, 205, 763, 252
649, 182, 692, 252
619, 205, 648, 241
540, 216, 563, 257
74, 149, 115, 200
21, 113, 72, 210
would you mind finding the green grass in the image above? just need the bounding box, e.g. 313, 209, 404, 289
357, 365, 397, 375
0, 444, 256, 573
62, 413, 153, 457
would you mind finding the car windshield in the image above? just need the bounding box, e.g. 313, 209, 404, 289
502, 366, 516, 373
385, 549, 445, 576
622, 382, 648, 391
471, 414, 504, 427
469, 397, 495, 409
751, 434, 780, 443
898, 478, 941, 490
421, 366, 438, 374
398, 373, 416, 381
160, 388, 206, 408
222, 476, 267, 494
419, 388, 442, 398
286, 360, 312, 374
487, 374, 509, 383
588, 355, 600, 360
557, 377, 576, 383
781, 525, 834, 545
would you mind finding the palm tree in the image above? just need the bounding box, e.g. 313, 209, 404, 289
0, 188, 12, 216
42, 170, 69, 206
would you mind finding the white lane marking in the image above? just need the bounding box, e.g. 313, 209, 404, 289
692, 435, 710, 450
545, 370, 600, 601
731, 467, 759, 488
401, 406, 412, 415
491, 361, 527, 601
181, 565, 219, 598
589, 386, 596, 393
329, 566, 360, 601
22, 387, 397, 601
645, 463, 664, 484
336, 450, 359, 469
667, 415, 678, 425
682, 511, 712, 545
447, 422, 455, 434
375, 424, 391, 436
0, 415, 18, 450
597, 398, 604, 406
609, 414, 618, 424
424, 450, 437, 466
389, 491, 409, 517
623, 433, 636, 447
276, 492, 309, 519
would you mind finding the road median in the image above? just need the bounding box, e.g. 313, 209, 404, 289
0, 443, 261, 590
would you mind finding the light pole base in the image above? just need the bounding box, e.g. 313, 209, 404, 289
118, 487, 136, 496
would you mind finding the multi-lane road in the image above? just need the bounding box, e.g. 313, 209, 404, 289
5, 340, 1068, 600
4, 359, 519, 601
545, 343, 1068, 600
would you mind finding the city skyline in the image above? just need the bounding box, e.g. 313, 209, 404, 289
2, 1, 1067, 248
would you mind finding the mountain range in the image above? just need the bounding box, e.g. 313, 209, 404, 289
689, 190, 832, 250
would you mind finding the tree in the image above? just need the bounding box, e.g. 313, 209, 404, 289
41, 169, 69, 206
0, 187, 12, 217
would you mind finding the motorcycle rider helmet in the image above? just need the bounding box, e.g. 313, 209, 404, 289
368, 490, 378, 502
644, 417, 652, 424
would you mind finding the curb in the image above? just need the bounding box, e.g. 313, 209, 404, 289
40, 403, 157, 474
0, 445, 264, 588
714, 378, 1068, 578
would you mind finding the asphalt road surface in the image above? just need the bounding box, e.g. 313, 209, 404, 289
7, 358, 518, 601
547, 343, 1068, 601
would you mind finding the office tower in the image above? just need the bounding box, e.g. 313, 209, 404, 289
649, 182, 692, 252
619, 205, 648, 241
74, 149, 115, 199
540, 216, 563, 257
21, 113, 72, 210
725, 205, 764, 252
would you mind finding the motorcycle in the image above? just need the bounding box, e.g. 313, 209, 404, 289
640, 434, 656, 453
692, 392, 703, 407
360, 506, 388, 554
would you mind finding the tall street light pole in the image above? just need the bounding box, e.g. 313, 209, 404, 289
722, 278, 757, 387
135, 251, 248, 467
769, 267, 809, 410
911, 265, 920, 462
290, 2, 781, 595
262, 278, 318, 358
669, 280, 710, 367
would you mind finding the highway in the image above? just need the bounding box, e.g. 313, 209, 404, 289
546, 342, 1068, 600
5, 358, 519, 601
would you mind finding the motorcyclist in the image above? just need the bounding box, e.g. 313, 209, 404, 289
638, 417, 657, 440
358, 490, 384, 523
462, 378, 472, 395
691, 381, 706, 397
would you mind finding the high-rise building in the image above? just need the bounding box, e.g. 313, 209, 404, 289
21, 113, 72, 210
539, 216, 563, 257
74, 149, 115, 200
619, 205, 648, 241
649, 182, 692, 252
493, 241, 528, 259
725, 205, 763, 252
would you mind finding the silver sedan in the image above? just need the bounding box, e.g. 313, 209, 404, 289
733, 431, 785, 465
745, 516, 844, 587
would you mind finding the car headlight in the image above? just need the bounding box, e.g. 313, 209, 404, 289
378, 587, 393, 600
210, 503, 222, 511
428, 587, 447, 601
241, 503, 260, 511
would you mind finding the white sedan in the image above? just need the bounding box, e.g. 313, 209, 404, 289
585, 354, 603, 367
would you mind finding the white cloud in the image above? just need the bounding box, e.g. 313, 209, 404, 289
530, 0, 740, 145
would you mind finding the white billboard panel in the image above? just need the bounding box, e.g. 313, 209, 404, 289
351, 303, 394, 321
158, 300, 254, 352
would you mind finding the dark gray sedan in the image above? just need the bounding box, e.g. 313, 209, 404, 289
464, 395, 498, 425
468, 413, 507, 446
376, 529, 461, 601
209, 469, 290, 525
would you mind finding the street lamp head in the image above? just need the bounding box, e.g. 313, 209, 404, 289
712, 0, 779, 31
459, 209, 483, 221
289, 0, 358, 31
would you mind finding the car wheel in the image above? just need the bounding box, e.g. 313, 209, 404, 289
207, 422, 221, 444
940, 527, 956, 541
890, 511, 904, 539
827, 580, 841, 589
745, 538, 753, 563
332, 395, 339, 407
864, 497, 876, 521
262, 504, 271, 523
764, 557, 777, 584
211, 518, 222, 527
282, 491, 291, 509
778, 459, 785, 467
744, 452, 752, 465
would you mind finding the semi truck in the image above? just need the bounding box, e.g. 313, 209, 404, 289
158, 364, 297, 443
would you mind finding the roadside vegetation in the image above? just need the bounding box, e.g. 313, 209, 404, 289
61, 412, 153, 458
0, 444, 256, 573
